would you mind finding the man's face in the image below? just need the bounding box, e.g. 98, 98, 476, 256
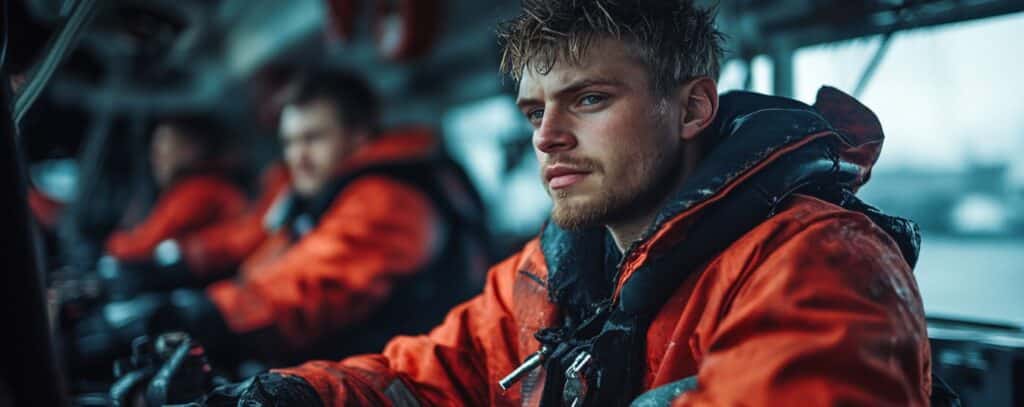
517, 38, 684, 230
151, 124, 201, 188
280, 99, 364, 197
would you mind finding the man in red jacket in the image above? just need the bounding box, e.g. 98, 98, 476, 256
101, 115, 247, 296
70, 115, 247, 370
105, 115, 247, 262
73, 70, 489, 369
196, 71, 488, 363
195, 2, 945, 406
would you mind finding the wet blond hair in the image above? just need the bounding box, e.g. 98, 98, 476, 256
498, 0, 724, 97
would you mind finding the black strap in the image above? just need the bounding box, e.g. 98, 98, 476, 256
929, 372, 962, 407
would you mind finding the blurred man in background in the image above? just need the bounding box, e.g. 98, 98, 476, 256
196, 69, 489, 363
73, 69, 490, 371
194, 1, 938, 406
68, 115, 247, 374
101, 115, 247, 294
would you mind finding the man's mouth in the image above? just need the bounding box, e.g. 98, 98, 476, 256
293, 162, 317, 177
544, 165, 591, 190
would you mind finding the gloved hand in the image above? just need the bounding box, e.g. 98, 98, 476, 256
69, 289, 232, 370
99, 240, 198, 300
179, 372, 324, 407
148, 289, 234, 350
69, 293, 170, 370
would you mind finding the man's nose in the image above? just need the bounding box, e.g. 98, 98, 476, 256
533, 109, 577, 154
286, 143, 308, 165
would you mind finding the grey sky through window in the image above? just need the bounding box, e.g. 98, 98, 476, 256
794, 12, 1024, 180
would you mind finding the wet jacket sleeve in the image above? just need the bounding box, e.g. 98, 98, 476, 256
106, 177, 247, 262
675, 213, 931, 406
179, 211, 268, 279
180, 164, 290, 279
205, 176, 444, 348
270, 253, 524, 406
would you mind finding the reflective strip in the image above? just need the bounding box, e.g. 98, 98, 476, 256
154, 239, 182, 266
262, 191, 293, 231
383, 379, 421, 407
630, 375, 698, 407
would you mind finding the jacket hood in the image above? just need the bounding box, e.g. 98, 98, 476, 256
648, 87, 882, 239
337, 126, 441, 174
540, 87, 919, 315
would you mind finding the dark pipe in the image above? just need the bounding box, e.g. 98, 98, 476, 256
0, 52, 69, 407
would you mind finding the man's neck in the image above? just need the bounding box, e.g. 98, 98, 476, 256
605, 148, 700, 252
606, 209, 661, 253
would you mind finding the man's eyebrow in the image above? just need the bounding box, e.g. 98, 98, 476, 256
554, 77, 626, 98
516, 77, 626, 109
516, 96, 542, 110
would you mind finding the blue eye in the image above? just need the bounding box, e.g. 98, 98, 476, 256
579, 94, 606, 106
527, 108, 544, 124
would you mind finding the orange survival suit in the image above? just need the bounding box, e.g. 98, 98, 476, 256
105, 174, 247, 263
202, 88, 935, 406
69, 172, 249, 366
175, 162, 291, 281
152, 128, 490, 364
94, 172, 248, 300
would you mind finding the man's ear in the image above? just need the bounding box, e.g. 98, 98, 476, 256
677, 77, 719, 141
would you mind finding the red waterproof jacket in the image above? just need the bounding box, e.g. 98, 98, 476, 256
179, 163, 291, 280
105, 174, 247, 263
275, 88, 932, 406
206, 129, 483, 353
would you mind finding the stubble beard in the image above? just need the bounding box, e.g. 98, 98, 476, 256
549, 142, 682, 231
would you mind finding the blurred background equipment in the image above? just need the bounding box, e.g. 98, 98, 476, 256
106, 332, 216, 407
3, 0, 1023, 406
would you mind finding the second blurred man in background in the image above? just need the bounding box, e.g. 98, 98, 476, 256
74, 70, 490, 369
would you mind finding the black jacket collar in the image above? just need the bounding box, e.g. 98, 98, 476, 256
540, 89, 917, 316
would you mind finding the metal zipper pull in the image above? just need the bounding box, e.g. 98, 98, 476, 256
498, 345, 550, 391
563, 351, 593, 407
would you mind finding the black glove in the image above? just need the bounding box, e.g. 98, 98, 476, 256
148, 289, 234, 351
99, 240, 198, 300
70, 290, 233, 369
69, 293, 170, 371
182, 373, 324, 407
